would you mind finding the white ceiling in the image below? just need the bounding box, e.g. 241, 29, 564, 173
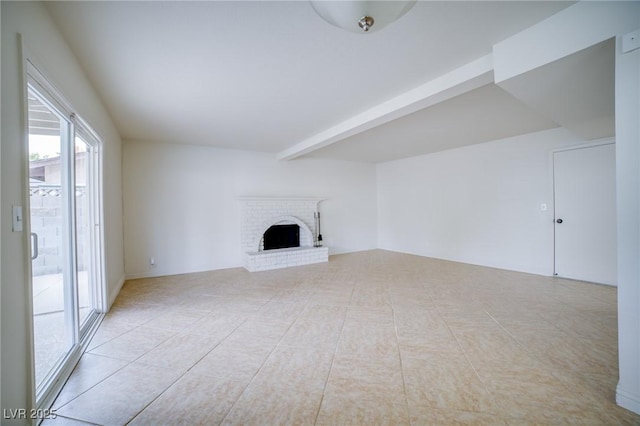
45, 1, 577, 162
307, 83, 559, 162
498, 38, 615, 142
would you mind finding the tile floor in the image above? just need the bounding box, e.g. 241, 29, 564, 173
45, 250, 640, 425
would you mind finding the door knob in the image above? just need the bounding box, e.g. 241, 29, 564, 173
556, 218, 563, 224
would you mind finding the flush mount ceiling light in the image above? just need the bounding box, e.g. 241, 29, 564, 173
310, 1, 416, 34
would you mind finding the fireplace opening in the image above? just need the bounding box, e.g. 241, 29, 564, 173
263, 224, 300, 250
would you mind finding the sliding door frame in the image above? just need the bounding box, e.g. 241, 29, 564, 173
22, 44, 107, 411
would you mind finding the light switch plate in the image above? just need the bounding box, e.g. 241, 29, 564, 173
12, 205, 23, 232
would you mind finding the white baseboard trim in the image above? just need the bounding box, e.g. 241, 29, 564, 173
616, 386, 640, 415
124, 271, 156, 280
108, 273, 126, 310
124, 263, 242, 281
376, 247, 552, 277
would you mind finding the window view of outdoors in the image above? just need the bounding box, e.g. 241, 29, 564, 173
29, 92, 95, 391
28, 92, 71, 389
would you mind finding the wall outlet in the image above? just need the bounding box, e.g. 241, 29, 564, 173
540, 203, 548, 211
149, 256, 156, 266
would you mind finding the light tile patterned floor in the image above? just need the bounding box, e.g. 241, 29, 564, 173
46, 250, 640, 425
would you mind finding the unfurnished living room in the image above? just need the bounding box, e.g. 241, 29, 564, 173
1, 1, 640, 425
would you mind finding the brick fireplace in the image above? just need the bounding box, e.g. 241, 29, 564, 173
239, 197, 329, 272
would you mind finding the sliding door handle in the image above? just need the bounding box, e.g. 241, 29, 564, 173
31, 232, 39, 260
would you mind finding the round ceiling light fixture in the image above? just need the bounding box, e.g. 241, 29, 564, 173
310, 1, 416, 34
358, 16, 374, 32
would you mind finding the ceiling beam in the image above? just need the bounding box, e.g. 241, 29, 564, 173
277, 53, 494, 161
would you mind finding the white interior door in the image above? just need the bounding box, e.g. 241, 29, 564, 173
553, 142, 616, 285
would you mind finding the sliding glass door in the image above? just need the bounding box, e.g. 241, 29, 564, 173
28, 89, 74, 392
27, 66, 104, 406
74, 134, 100, 330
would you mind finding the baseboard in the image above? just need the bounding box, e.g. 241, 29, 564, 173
327, 246, 378, 256
107, 273, 126, 310
376, 246, 553, 277
122, 248, 383, 281
124, 271, 160, 280
616, 386, 640, 415
124, 262, 242, 281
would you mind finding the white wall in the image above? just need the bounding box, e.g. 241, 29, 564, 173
493, 2, 639, 414
123, 141, 377, 279
377, 127, 586, 276
615, 32, 640, 415
1, 1, 124, 420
